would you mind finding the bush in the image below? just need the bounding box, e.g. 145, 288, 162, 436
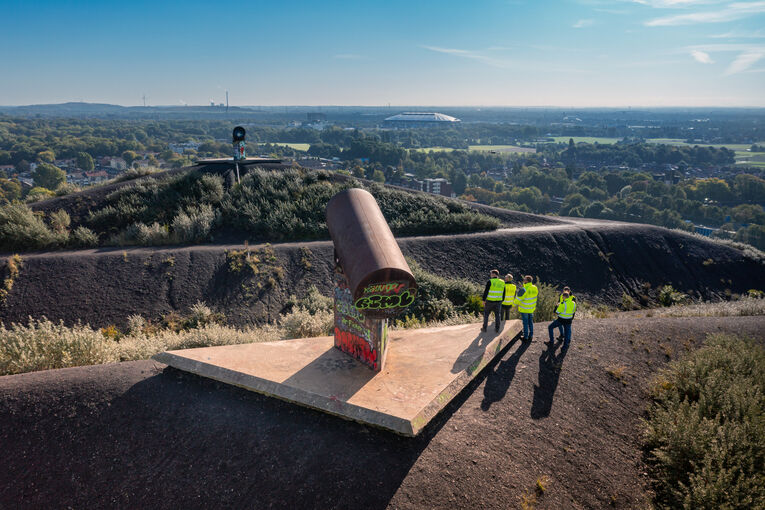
171, 204, 217, 243
659, 285, 688, 307
114, 166, 161, 182
69, 226, 99, 247
0, 319, 116, 375
405, 259, 482, 321
644, 334, 765, 509
0, 317, 281, 375
285, 285, 333, 315
48, 209, 70, 234
281, 306, 333, 338
0, 203, 67, 251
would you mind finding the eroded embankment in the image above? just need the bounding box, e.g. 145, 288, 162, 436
1, 222, 761, 328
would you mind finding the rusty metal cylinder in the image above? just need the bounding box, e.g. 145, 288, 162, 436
326, 188, 417, 319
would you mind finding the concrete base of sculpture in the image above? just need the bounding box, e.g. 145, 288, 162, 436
152, 320, 522, 436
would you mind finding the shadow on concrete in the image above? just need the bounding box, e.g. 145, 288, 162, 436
450, 330, 497, 374
480, 337, 531, 411
282, 348, 374, 399
531, 339, 569, 419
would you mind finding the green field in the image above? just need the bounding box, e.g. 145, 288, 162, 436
735, 151, 765, 168
646, 139, 764, 151
468, 145, 536, 153
411, 147, 459, 152
551, 136, 621, 144
264, 142, 310, 151
413, 145, 536, 153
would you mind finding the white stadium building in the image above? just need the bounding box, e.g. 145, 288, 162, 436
383, 112, 461, 128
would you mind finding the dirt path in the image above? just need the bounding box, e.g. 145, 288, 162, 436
1, 217, 621, 260
1, 316, 763, 509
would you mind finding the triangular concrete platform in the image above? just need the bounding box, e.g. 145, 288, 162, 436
153, 320, 522, 436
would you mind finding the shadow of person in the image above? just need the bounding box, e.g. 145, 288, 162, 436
450, 330, 495, 374
480, 336, 531, 411
530, 339, 569, 419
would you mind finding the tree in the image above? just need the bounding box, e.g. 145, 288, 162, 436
560, 193, 589, 216
32, 162, 66, 190
15, 160, 30, 173
76, 152, 94, 172
372, 170, 386, 183
37, 150, 55, 163
735, 224, 765, 250
122, 150, 138, 167
0, 178, 23, 203
731, 204, 765, 225
453, 170, 467, 195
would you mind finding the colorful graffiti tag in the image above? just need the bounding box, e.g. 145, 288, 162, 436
354, 280, 417, 316
333, 272, 388, 371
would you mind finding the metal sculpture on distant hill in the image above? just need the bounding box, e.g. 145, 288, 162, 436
326, 188, 417, 371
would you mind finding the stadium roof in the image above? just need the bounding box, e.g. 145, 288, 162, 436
384, 112, 460, 122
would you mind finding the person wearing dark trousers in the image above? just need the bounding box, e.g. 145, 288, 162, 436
502, 273, 516, 321
515, 275, 539, 341
548, 291, 577, 350
482, 269, 506, 333
557, 286, 576, 340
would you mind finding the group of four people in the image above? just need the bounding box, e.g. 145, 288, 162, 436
481, 270, 577, 349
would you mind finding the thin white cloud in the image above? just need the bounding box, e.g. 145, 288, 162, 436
645, 1, 765, 26
422, 46, 512, 68
711, 28, 765, 37
333, 54, 363, 60
633, 0, 725, 7
691, 49, 715, 62
573, 18, 595, 27
725, 50, 765, 73
687, 42, 765, 51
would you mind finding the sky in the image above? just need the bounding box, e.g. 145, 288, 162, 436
1, 0, 764, 107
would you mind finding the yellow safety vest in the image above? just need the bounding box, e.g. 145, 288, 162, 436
556, 297, 577, 319
486, 278, 505, 302
558, 293, 576, 304
503, 283, 517, 306
516, 283, 538, 313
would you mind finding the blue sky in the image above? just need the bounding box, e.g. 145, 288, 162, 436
1, 0, 764, 106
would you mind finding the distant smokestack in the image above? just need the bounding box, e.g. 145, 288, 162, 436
226, 90, 229, 113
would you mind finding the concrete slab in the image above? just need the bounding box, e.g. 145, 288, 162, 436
153, 319, 522, 436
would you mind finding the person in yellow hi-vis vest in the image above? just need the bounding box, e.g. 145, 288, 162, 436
514, 275, 538, 341
549, 290, 577, 350
555, 286, 576, 341
481, 269, 506, 333
502, 273, 516, 321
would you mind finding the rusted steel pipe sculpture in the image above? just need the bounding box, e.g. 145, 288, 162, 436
326, 188, 417, 371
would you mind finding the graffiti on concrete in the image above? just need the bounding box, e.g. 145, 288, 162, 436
333, 272, 388, 371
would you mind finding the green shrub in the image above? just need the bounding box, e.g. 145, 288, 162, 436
405, 259, 482, 320
0, 319, 116, 375
171, 204, 218, 243
644, 334, 765, 509
659, 285, 688, 307
0, 254, 22, 304
48, 209, 70, 234
285, 285, 333, 315
281, 306, 333, 338
69, 226, 99, 247
0, 203, 67, 250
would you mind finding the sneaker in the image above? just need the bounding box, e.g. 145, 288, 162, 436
557, 335, 564, 342
481, 327, 487, 332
